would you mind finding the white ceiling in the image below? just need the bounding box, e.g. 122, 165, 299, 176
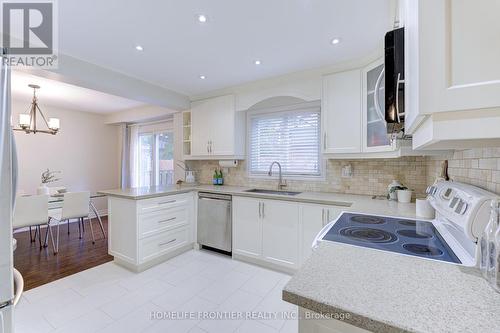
58, 0, 391, 96
11, 71, 146, 113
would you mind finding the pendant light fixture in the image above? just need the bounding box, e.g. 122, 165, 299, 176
14, 84, 60, 135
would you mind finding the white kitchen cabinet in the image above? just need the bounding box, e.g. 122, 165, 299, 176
107, 192, 195, 272
189, 94, 245, 159
322, 69, 362, 154
300, 204, 342, 264
261, 200, 299, 269
404, 0, 500, 148
233, 196, 345, 272
233, 196, 299, 271
362, 59, 395, 153
232, 196, 262, 259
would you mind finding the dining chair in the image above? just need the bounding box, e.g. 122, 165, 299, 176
13, 195, 56, 253
49, 191, 99, 253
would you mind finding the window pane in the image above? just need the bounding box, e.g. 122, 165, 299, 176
249, 108, 321, 176
157, 131, 174, 186
139, 134, 153, 186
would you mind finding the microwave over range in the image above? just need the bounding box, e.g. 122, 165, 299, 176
384, 27, 405, 134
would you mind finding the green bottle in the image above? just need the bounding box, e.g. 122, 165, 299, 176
212, 169, 218, 185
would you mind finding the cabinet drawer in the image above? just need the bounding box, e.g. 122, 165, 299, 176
139, 226, 190, 263
138, 207, 188, 239
137, 194, 190, 214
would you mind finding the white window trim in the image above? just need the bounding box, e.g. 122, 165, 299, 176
246, 100, 325, 181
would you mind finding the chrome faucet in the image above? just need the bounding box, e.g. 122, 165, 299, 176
268, 161, 287, 190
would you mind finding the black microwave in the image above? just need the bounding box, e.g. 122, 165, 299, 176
384, 27, 405, 134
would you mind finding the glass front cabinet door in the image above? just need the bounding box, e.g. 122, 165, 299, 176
362, 59, 395, 152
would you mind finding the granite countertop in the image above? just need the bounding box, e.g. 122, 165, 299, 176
283, 241, 500, 333
98, 184, 416, 216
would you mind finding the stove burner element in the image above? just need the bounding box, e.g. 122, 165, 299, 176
350, 215, 385, 225
398, 220, 417, 226
397, 229, 432, 239
403, 244, 443, 257
340, 227, 397, 243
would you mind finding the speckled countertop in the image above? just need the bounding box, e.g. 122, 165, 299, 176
98, 184, 417, 216
283, 241, 500, 333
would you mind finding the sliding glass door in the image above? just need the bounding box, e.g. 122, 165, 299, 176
138, 131, 174, 187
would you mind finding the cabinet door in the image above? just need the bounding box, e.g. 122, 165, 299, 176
300, 205, 343, 265
190, 100, 212, 156
362, 60, 394, 152
262, 200, 299, 269
232, 197, 262, 258
405, 0, 500, 132
300, 205, 326, 264
209, 95, 236, 156
322, 69, 362, 154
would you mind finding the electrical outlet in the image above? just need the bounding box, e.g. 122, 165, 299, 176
341, 164, 353, 178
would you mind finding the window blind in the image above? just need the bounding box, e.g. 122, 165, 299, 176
249, 108, 321, 176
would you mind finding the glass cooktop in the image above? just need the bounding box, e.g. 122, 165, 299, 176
321, 213, 461, 264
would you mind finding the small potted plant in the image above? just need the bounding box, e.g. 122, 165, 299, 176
37, 169, 61, 195
388, 184, 413, 203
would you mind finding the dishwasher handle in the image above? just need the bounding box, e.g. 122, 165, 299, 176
198, 192, 232, 201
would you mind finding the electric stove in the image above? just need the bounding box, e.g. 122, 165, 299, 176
314, 181, 499, 266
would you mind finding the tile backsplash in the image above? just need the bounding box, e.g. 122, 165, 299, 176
187, 147, 500, 197
187, 157, 428, 197
426, 147, 500, 194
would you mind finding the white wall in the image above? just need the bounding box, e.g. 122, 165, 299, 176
12, 100, 120, 214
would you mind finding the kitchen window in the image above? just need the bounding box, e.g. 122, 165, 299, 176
138, 130, 174, 187
248, 102, 322, 178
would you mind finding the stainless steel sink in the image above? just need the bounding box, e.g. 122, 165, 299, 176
244, 189, 302, 196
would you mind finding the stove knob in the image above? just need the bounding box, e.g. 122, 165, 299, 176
426, 186, 432, 195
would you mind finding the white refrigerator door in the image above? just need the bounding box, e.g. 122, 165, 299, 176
0, 50, 14, 309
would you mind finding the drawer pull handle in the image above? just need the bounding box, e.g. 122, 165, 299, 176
158, 238, 176, 247
158, 200, 176, 205
158, 217, 176, 224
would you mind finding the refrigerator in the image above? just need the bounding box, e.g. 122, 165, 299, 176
0, 48, 23, 333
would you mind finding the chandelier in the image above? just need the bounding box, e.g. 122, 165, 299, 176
13, 84, 60, 135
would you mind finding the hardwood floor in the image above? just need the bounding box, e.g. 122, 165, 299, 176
13, 217, 113, 291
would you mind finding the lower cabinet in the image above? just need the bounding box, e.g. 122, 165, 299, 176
232, 197, 262, 259
233, 196, 344, 272
261, 200, 299, 269
300, 204, 342, 264
108, 192, 195, 272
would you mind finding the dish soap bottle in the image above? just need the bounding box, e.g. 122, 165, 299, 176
480, 199, 498, 278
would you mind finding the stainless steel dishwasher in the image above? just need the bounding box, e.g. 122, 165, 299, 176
197, 192, 232, 253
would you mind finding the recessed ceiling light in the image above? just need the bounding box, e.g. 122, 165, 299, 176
254, 60, 261, 65
331, 38, 341, 45
197, 14, 208, 23
135, 45, 143, 51
199, 75, 206, 80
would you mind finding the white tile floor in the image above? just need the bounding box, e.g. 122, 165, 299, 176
15, 249, 298, 333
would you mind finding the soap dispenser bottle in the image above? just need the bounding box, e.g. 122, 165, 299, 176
489, 200, 500, 292
480, 199, 498, 278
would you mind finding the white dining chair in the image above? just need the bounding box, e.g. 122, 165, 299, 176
13, 195, 56, 253
49, 191, 99, 253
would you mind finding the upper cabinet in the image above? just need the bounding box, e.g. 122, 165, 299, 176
405, 0, 500, 149
362, 59, 394, 153
322, 69, 362, 154
186, 95, 245, 160
322, 61, 399, 159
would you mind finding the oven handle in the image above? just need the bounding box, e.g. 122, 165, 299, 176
312, 220, 336, 250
